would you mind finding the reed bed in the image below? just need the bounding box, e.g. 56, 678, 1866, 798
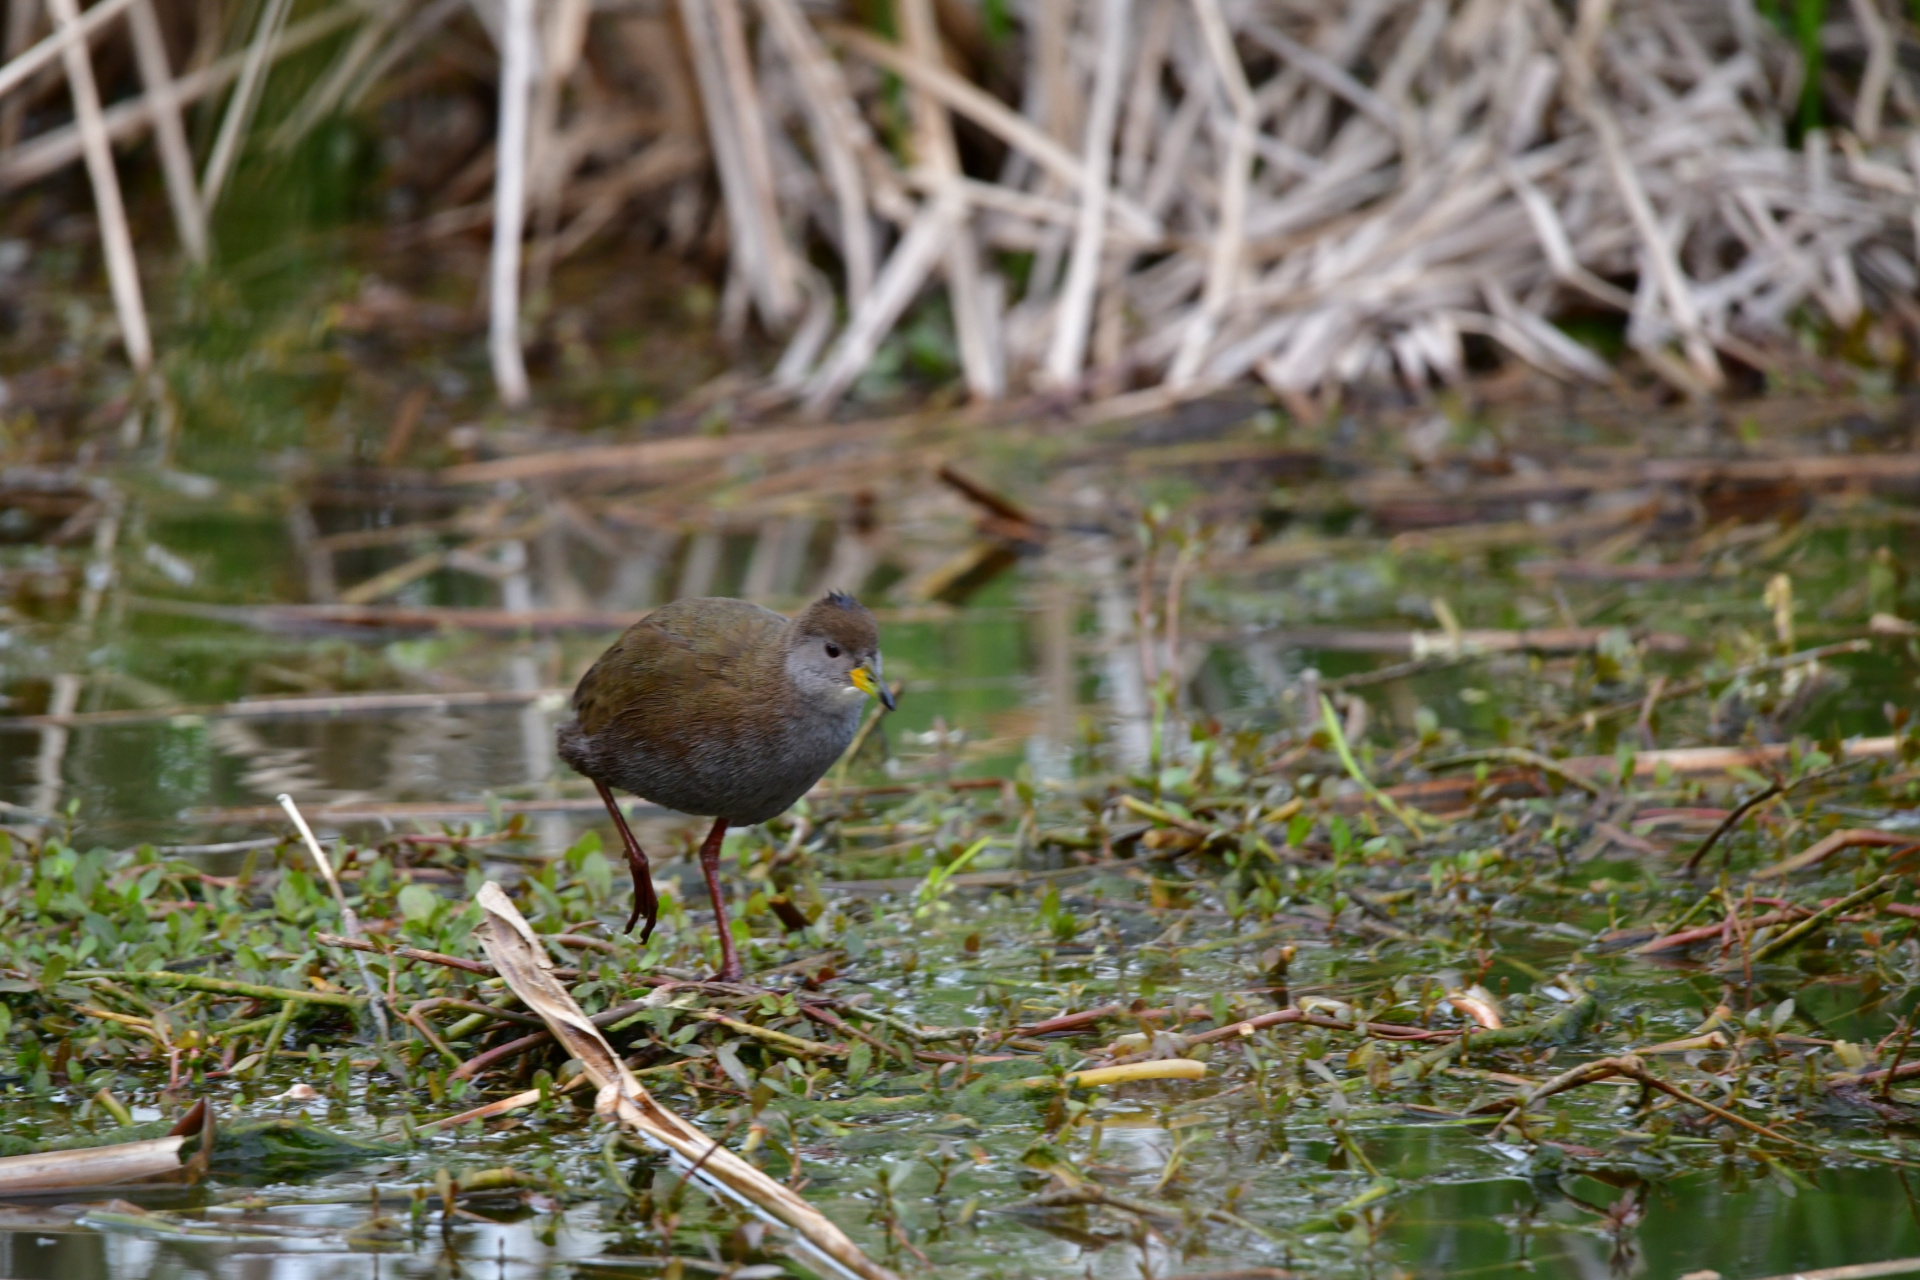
2, 0, 1918, 411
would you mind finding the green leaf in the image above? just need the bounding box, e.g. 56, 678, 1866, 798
565, 829, 601, 869
579, 850, 612, 901
397, 884, 442, 925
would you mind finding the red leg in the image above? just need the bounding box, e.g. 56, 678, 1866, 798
696, 817, 741, 983
595, 780, 659, 940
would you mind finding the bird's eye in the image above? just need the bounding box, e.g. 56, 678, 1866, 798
825, 643, 841, 658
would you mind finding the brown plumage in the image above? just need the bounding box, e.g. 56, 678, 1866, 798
558, 591, 893, 982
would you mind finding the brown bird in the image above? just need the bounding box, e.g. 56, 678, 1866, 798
557, 591, 894, 982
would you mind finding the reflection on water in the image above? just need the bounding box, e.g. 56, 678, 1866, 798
0, 496, 1067, 846
7, 471, 1909, 850
2, 1158, 1917, 1280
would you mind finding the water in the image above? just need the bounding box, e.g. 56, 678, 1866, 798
0, 1156, 1913, 1279
11, 479, 1913, 847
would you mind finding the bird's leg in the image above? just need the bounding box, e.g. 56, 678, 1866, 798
696, 817, 741, 983
595, 780, 659, 940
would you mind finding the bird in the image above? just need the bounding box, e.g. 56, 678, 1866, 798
557, 590, 894, 983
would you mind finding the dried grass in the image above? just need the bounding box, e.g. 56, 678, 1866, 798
2, 0, 1917, 409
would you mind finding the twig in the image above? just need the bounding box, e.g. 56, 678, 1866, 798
256, 998, 298, 1074
1681, 780, 1783, 876
1489, 1053, 1635, 1138
444, 997, 649, 1083
1633, 909, 1803, 956
474, 882, 899, 1280
73, 970, 360, 1008
314, 931, 566, 978
797, 1003, 911, 1066
695, 1009, 844, 1058
1635, 673, 1667, 749
1881, 1016, 1916, 1105
1751, 830, 1917, 881
1495, 1051, 1808, 1148
1422, 747, 1604, 796
278, 794, 392, 1044
1556, 641, 1874, 731
1744, 876, 1898, 964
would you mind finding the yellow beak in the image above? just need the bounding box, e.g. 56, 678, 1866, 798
850, 665, 896, 710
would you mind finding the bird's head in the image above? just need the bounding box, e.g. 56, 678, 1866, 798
787, 590, 895, 711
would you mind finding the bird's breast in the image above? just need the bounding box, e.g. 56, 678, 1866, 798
563, 699, 863, 825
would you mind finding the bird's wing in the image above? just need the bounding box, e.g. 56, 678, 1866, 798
572, 599, 789, 741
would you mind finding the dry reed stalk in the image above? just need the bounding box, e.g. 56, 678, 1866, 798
680, 0, 798, 330
1170, 0, 1259, 388
800, 188, 965, 413
716, 0, 800, 324
1849, 0, 1897, 143
488, 0, 534, 406
270, 0, 411, 152
46, 0, 150, 373
546, 137, 707, 263
0, 7, 359, 188
0, 0, 137, 102
26, 671, 79, 834
474, 882, 901, 1280
1043, 0, 1130, 388
200, 0, 294, 213
127, 0, 206, 264
523, 0, 591, 310
338, 0, 464, 115
897, 0, 1001, 400
828, 23, 1162, 241
8, 0, 1920, 411
278, 794, 394, 1045
0, 0, 43, 150
757, 0, 875, 304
